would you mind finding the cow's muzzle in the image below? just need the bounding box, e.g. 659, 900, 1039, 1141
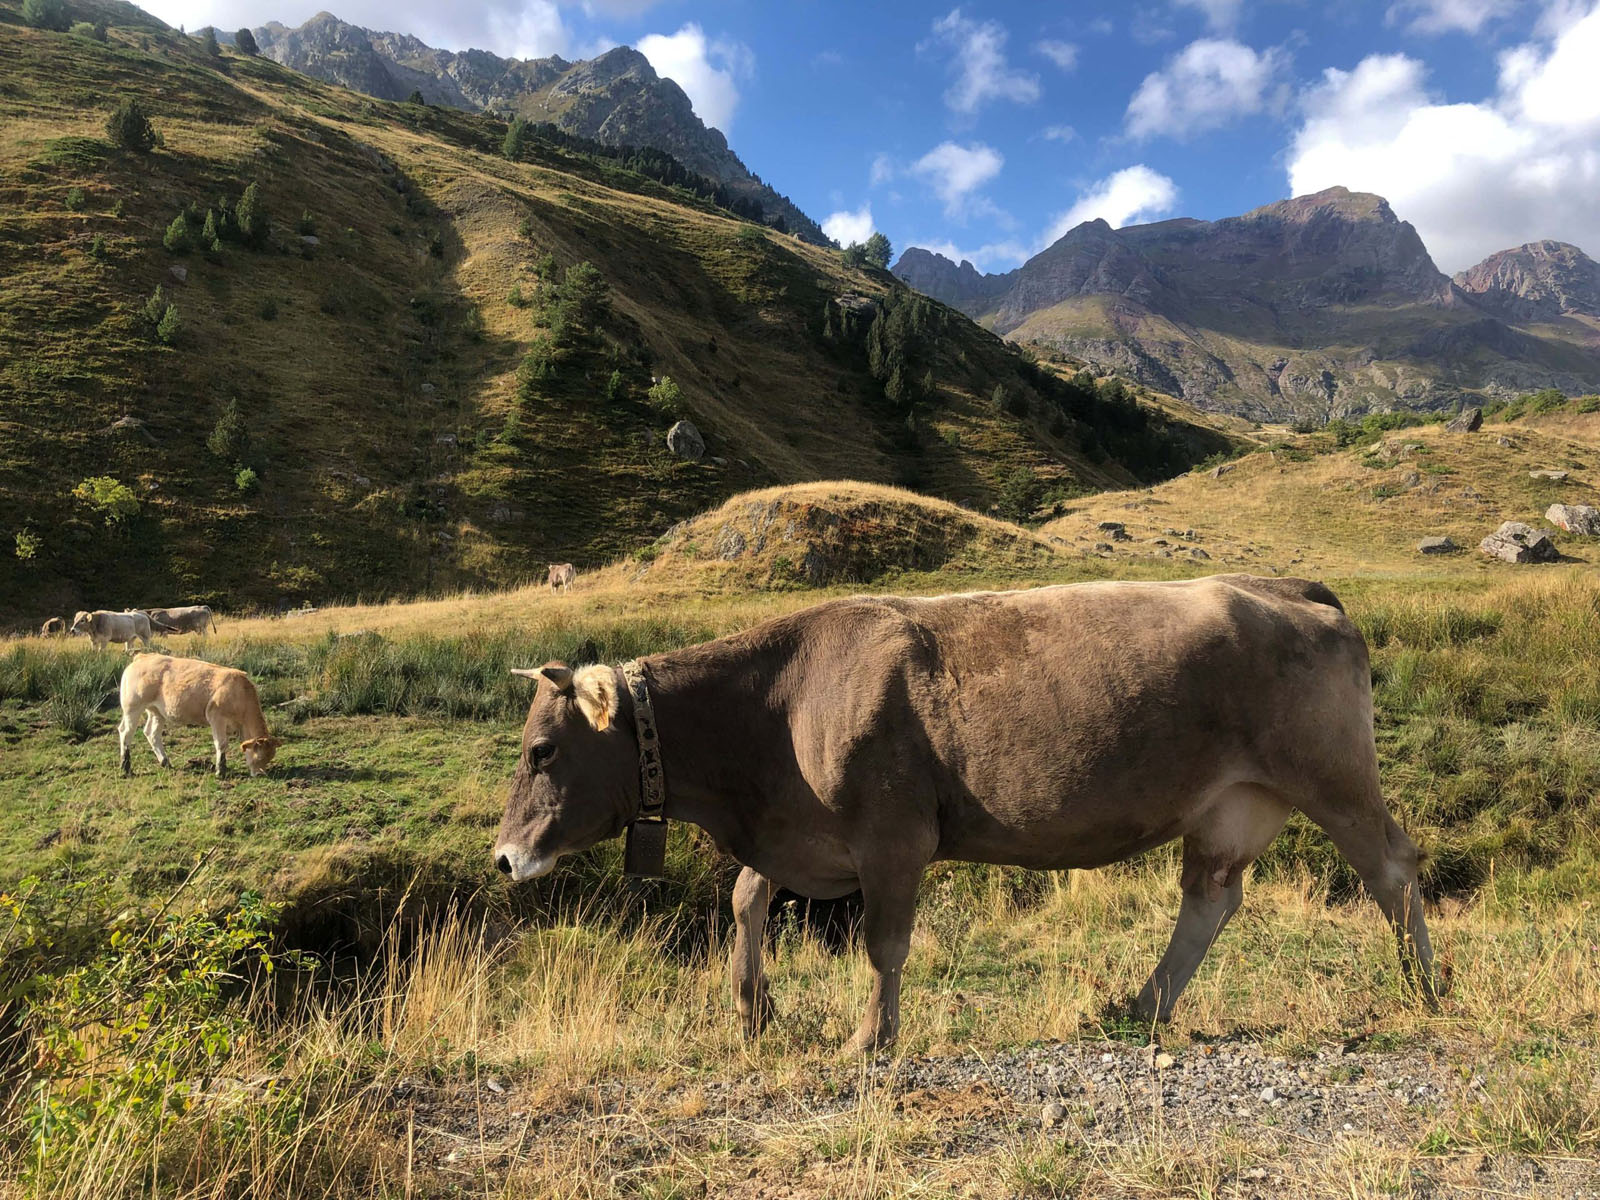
493, 844, 557, 883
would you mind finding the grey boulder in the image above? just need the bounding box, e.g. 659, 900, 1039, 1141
1480, 521, 1559, 563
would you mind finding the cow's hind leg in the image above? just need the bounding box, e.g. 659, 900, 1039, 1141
142, 710, 171, 768
731, 867, 775, 1037
1135, 785, 1290, 1022
1305, 801, 1438, 1006
117, 709, 138, 775
208, 709, 229, 778
846, 866, 921, 1054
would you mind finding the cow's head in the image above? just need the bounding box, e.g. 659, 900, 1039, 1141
240, 736, 283, 775
69, 611, 91, 636
494, 662, 634, 883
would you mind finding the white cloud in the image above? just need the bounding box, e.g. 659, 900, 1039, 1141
823, 204, 875, 246
1286, 5, 1600, 272
869, 152, 895, 186
910, 141, 1006, 218
1387, 0, 1518, 35
921, 9, 1041, 115
637, 23, 752, 131
1041, 124, 1078, 142
1037, 39, 1079, 70
1126, 38, 1289, 139
1041, 165, 1179, 244
1174, 0, 1243, 32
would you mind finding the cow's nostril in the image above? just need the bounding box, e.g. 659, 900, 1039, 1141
495, 853, 512, 875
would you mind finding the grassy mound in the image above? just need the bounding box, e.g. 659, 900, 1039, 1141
630, 481, 1068, 591
1044, 413, 1600, 574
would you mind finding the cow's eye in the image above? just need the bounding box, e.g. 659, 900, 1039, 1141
529, 741, 556, 768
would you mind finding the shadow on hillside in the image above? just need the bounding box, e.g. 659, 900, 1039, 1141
275, 763, 402, 785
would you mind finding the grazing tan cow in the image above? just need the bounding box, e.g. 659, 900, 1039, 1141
547, 563, 576, 593
118, 654, 282, 778
140, 605, 216, 635
70, 610, 155, 651
494, 575, 1438, 1052
39, 617, 65, 637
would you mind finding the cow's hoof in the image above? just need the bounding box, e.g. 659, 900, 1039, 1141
843, 1027, 897, 1056
738, 993, 776, 1039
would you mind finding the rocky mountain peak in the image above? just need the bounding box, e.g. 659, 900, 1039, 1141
1454, 240, 1600, 320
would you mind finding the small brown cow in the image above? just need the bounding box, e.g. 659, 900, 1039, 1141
547, 563, 577, 593
39, 617, 65, 637
118, 654, 282, 778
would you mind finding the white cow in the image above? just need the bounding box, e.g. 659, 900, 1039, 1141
70, 610, 155, 651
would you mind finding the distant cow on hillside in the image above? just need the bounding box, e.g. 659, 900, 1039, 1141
39, 617, 65, 637
547, 563, 577, 593
70, 610, 157, 651
140, 605, 217, 635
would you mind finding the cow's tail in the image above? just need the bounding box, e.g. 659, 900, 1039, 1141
150, 618, 181, 633
210, 611, 218, 632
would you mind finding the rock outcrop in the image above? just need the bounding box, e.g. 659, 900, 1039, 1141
1454, 240, 1600, 322
1545, 503, 1600, 535
1480, 521, 1559, 563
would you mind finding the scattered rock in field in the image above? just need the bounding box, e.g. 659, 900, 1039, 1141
300, 234, 320, 246
1040, 1101, 1067, 1128
1093, 541, 1114, 553
1209, 463, 1235, 479
1496, 436, 1513, 447
1400, 471, 1422, 489
1190, 547, 1211, 560
168, 265, 188, 284
1097, 520, 1125, 534
1480, 521, 1559, 563
1544, 503, 1600, 535
1417, 536, 1458, 555
666, 420, 705, 461
1445, 407, 1483, 433
1260, 1086, 1278, 1102
106, 415, 157, 444
1529, 469, 1569, 481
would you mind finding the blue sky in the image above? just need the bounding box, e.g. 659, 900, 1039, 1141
144, 0, 1600, 274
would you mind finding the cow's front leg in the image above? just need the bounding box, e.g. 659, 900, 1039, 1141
731, 866, 774, 1037
845, 867, 921, 1054
210, 717, 229, 778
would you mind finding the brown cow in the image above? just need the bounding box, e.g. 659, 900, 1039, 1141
494, 575, 1438, 1052
118, 654, 281, 778
547, 563, 576, 593
140, 605, 216, 635
39, 617, 65, 637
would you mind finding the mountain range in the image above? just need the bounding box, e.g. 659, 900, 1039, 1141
248, 13, 827, 245
893, 189, 1600, 420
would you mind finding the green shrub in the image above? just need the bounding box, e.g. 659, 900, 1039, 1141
235, 467, 259, 493
296, 208, 315, 235
141, 285, 168, 326
236, 181, 267, 247
996, 467, 1042, 522
517, 336, 557, 392
63, 186, 86, 211
647, 375, 683, 417
88, 234, 106, 260
14, 529, 41, 561
507, 283, 527, 308
111, 198, 125, 218
155, 304, 181, 345
105, 98, 156, 153
200, 26, 220, 56
72, 476, 139, 525
605, 369, 625, 403
69, 20, 106, 40
406, 89, 425, 105
161, 214, 189, 253
503, 116, 528, 160
22, 0, 69, 31
207, 399, 249, 461
201, 207, 220, 244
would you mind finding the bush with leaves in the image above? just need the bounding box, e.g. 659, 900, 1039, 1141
70, 20, 107, 40
234, 467, 259, 494
155, 304, 181, 345
105, 98, 157, 154
14, 529, 41, 561
22, 0, 69, 31
996, 467, 1043, 522
89, 234, 106, 261
405, 88, 425, 105
503, 116, 528, 160
72, 477, 139, 525
605, 369, 626, 403
647, 375, 683, 417
207, 399, 249, 462
161, 213, 188, 253
141, 285, 169, 326
234, 27, 258, 54
63, 186, 86, 212
235, 181, 267, 247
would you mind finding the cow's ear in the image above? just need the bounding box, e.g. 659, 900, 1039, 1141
572, 665, 619, 731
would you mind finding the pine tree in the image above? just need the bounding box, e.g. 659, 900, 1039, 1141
235, 27, 258, 55
200, 27, 220, 56
236, 181, 267, 247
106, 98, 157, 153
502, 116, 528, 160
162, 214, 190, 253
863, 232, 892, 269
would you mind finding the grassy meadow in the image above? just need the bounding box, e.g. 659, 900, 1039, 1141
5, 474, 1600, 1195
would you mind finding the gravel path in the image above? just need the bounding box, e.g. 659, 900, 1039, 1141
389, 1037, 1600, 1197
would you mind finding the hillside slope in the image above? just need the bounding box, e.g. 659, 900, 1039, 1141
894, 188, 1600, 421
251, 14, 827, 244
0, 6, 1227, 623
